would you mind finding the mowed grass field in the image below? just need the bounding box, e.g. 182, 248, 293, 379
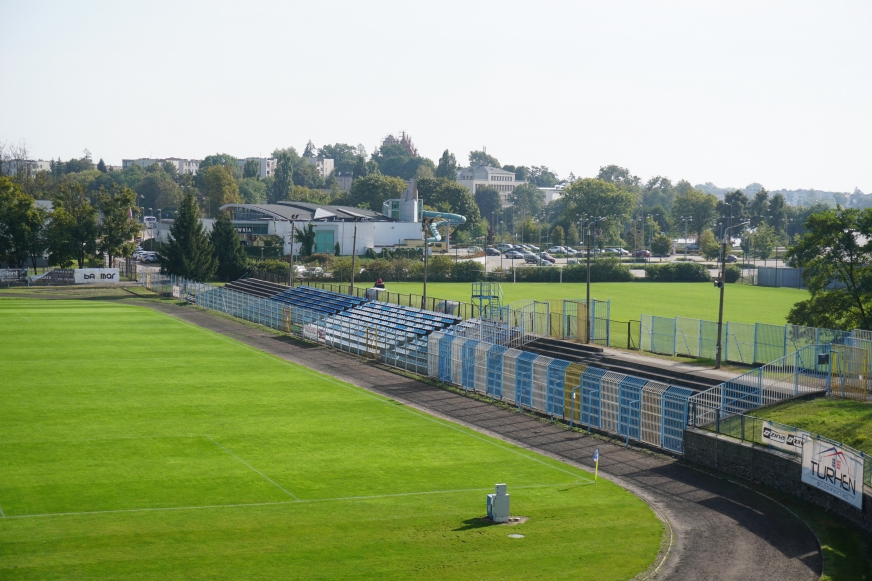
378, 282, 807, 325
0, 299, 661, 580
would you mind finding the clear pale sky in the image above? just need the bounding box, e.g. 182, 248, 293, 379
1, 0, 869, 193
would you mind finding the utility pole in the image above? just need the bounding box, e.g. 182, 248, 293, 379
288, 214, 299, 287
715, 221, 749, 369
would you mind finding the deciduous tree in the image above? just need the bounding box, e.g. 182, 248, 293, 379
48, 183, 99, 268
97, 186, 140, 267
561, 178, 635, 223
786, 207, 872, 329
201, 165, 241, 217
435, 150, 457, 179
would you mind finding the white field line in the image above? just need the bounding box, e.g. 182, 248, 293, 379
0, 435, 202, 446
2, 482, 589, 520
160, 313, 596, 485
204, 436, 299, 501
0, 504, 6, 518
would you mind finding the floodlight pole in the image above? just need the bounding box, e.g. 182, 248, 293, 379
715, 221, 749, 369
350, 218, 359, 295
422, 218, 431, 309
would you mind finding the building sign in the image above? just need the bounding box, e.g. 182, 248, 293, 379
235, 226, 253, 234
801, 438, 864, 509
761, 421, 807, 454
0, 268, 27, 282
74, 268, 120, 284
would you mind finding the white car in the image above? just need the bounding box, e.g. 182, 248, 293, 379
548, 246, 567, 254
307, 266, 324, 276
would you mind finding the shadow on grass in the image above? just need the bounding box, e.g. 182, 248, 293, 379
453, 517, 500, 531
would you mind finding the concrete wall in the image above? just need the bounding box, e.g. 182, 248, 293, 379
684, 429, 872, 532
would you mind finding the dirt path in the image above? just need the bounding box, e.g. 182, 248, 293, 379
16, 292, 821, 581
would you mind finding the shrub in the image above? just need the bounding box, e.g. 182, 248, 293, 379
724, 264, 742, 283
453, 260, 485, 282
252, 258, 288, 276
364, 248, 378, 259
643, 262, 710, 282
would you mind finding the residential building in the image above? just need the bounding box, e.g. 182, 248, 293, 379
335, 171, 353, 193
304, 156, 334, 178
457, 165, 526, 206
1, 159, 52, 176
237, 157, 277, 179
122, 157, 201, 175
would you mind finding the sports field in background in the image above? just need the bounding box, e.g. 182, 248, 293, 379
0, 299, 662, 580
379, 282, 807, 325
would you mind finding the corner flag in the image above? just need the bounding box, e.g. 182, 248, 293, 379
593, 448, 599, 482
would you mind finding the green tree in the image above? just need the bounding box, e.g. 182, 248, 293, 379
0, 177, 47, 272
96, 158, 107, 173
210, 212, 248, 281
643, 176, 675, 210
201, 165, 241, 217
238, 177, 267, 204
97, 186, 140, 266
159, 193, 217, 281
672, 189, 718, 239
528, 166, 559, 187
566, 223, 579, 247
48, 183, 99, 268
551, 225, 565, 246
435, 150, 457, 179
699, 230, 720, 260
349, 174, 408, 212
468, 150, 500, 168
294, 223, 317, 257
785, 207, 872, 329
767, 193, 788, 232
509, 183, 546, 218
561, 178, 635, 223
242, 159, 260, 179
270, 149, 296, 202
651, 233, 672, 257
199, 153, 241, 181
473, 185, 501, 221
596, 165, 641, 189
318, 143, 358, 173
136, 165, 182, 212
749, 223, 778, 260
749, 189, 770, 227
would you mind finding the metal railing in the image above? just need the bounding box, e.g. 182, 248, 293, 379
691, 403, 872, 488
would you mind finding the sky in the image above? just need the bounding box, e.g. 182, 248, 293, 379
1, 0, 870, 193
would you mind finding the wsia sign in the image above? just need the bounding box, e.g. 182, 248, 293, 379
761, 421, 807, 454
801, 438, 865, 509
74, 268, 120, 284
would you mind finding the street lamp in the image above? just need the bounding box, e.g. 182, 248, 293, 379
715, 221, 750, 369
157, 208, 162, 251
421, 217, 433, 309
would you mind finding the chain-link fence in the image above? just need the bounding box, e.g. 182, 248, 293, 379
641, 314, 863, 367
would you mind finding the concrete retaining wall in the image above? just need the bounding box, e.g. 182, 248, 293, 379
684, 428, 872, 532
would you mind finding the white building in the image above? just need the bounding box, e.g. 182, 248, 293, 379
538, 184, 567, 204
1, 159, 52, 175
237, 157, 277, 179
457, 165, 525, 206
304, 156, 334, 178
122, 157, 200, 175
219, 200, 423, 256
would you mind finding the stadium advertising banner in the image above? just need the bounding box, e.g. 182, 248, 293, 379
761, 421, 807, 454
74, 268, 120, 284
172, 285, 181, 299
0, 268, 27, 282
801, 438, 864, 509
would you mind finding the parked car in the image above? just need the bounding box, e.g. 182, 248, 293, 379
293, 265, 307, 276
496, 243, 513, 251
564, 247, 578, 255
485, 247, 501, 256
603, 248, 621, 255
527, 245, 540, 252
633, 249, 651, 258
307, 266, 324, 276
547, 246, 566, 254
726, 254, 738, 263
466, 246, 482, 253
685, 243, 700, 251
140, 252, 158, 263
537, 252, 556, 263
504, 251, 524, 259
525, 255, 548, 265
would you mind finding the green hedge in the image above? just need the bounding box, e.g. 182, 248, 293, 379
505, 259, 632, 283
643, 262, 711, 282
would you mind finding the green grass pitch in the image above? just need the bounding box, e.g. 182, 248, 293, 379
374, 282, 807, 325
0, 299, 662, 580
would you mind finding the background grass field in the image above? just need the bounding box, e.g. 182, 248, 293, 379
378, 282, 807, 325
0, 299, 661, 580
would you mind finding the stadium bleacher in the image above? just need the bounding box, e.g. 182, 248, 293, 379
224, 278, 287, 298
